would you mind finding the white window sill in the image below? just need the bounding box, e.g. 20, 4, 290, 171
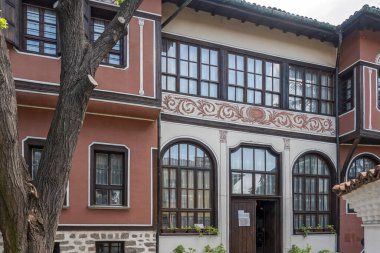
88, 205, 130, 210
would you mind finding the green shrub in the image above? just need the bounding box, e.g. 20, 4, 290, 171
204, 244, 226, 253
288, 244, 312, 253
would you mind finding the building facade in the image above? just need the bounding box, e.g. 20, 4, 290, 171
0, 0, 380, 253
159, 1, 338, 253
1, 0, 161, 252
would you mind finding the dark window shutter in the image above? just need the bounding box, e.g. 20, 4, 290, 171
123, 31, 128, 67
1, 0, 20, 47
82, 0, 90, 40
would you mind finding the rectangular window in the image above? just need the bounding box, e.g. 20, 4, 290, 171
228, 53, 280, 107
91, 145, 128, 207
24, 4, 57, 55
96, 242, 124, 253
289, 66, 334, 115
91, 18, 123, 66
162, 39, 219, 98
25, 138, 68, 207
340, 73, 353, 114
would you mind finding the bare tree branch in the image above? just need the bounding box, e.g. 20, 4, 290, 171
88, 0, 143, 71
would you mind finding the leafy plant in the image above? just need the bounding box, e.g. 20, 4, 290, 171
205, 226, 219, 235
0, 17, 8, 29
316, 224, 322, 230
300, 225, 311, 238
204, 244, 226, 253
174, 245, 196, 253
327, 224, 336, 234
288, 245, 312, 253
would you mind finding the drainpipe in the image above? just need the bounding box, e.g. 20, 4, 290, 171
156, 113, 161, 253
335, 28, 342, 253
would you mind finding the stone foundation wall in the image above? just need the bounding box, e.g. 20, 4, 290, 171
0, 230, 156, 253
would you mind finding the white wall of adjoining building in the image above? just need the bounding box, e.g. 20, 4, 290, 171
162, 3, 337, 68
159, 121, 337, 253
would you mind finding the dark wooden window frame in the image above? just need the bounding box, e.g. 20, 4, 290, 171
95, 241, 124, 253
229, 144, 281, 197
23, 137, 69, 207
227, 52, 282, 108
288, 65, 335, 115
162, 38, 220, 98
292, 152, 336, 234
22, 3, 58, 56
90, 144, 129, 207
90, 8, 126, 67
161, 34, 336, 116
159, 139, 218, 234
346, 154, 379, 214
339, 71, 354, 114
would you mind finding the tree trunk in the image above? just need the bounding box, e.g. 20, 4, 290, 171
0, 0, 143, 252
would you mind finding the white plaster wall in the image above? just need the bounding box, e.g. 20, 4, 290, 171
162, 3, 337, 68
159, 121, 337, 253
364, 225, 380, 253
291, 234, 337, 253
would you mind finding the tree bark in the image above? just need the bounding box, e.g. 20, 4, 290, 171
0, 0, 143, 252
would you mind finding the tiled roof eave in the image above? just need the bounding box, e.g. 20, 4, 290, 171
332, 165, 380, 197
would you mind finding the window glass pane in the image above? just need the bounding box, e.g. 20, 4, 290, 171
210, 83, 218, 98
170, 169, 176, 187
31, 148, 43, 180
196, 148, 204, 167
162, 189, 169, 208
231, 148, 242, 170
255, 60, 262, 74
188, 145, 196, 167
44, 42, 57, 55
204, 190, 210, 208
96, 153, 108, 185
167, 58, 176, 75
181, 189, 187, 208
242, 173, 253, 194
243, 148, 254, 171
189, 80, 197, 95
170, 189, 176, 208
201, 48, 209, 63
266, 151, 276, 172
189, 46, 197, 61
26, 40, 40, 52
204, 171, 210, 189
236, 88, 244, 102
181, 170, 187, 188
110, 154, 123, 185
188, 190, 194, 208
190, 63, 198, 78
95, 189, 108, 205
210, 50, 218, 66
180, 44, 188, 60
266, 175, 276, 195
188, 170, 194, 188
110, 190, 122, 205
170, 145, 179, 165
255, 174, 265, 195
197, 189, 204, 209
232, 172, 242, 194
254, 149, 265, 171
179, 144, 188, 166
237, 56, 244, 70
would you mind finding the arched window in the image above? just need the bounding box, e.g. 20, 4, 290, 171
293, 154, 334, 231
160, 141, 215, 230
346, 155, 379, 213
347, 155, 378, 180
230, 146, 279, 196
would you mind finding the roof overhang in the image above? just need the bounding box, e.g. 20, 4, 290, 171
163, 0, 338, 45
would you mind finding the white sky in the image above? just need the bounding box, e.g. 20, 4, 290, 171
247, 0, 380, 25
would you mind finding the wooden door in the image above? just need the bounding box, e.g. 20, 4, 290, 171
230, 199, 256, 253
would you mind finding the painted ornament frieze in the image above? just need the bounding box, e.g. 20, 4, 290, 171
162, 93, 336, 137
